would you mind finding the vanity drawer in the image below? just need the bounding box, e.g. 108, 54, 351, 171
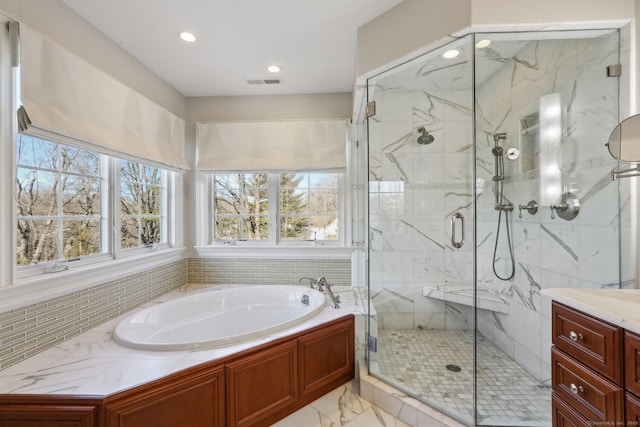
552, 347, 624, 424
626, 331, 640, 396
627, 391, 640, 425
552, 302, 623, 384
552, 393, 590, 427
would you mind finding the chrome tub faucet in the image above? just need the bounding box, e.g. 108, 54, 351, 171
297, 275, 341, 309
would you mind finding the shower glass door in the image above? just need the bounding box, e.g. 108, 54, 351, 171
366, 34, 476, 425
473, 30, 620, 426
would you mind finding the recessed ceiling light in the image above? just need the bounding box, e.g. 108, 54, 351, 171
475, 39, 492, 49
267, 65, 281, 73
179, 31, 196, 43
442, 49, 460, 59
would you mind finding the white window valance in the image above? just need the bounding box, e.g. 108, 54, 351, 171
196, 119, 347, 172
18, 24, 189, 171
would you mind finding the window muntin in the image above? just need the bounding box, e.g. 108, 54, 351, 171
120, 160, 166, 249
15, 135, 103, 266
211, 172, 341, 244
213, 173, 270, 241
280, 173, 339, 241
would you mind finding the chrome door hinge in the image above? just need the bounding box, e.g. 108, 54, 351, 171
607, 64, 622, 77
366, 101, 376, 118
367, 334, 377, 352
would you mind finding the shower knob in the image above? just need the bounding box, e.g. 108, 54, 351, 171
517, 200, 538, 218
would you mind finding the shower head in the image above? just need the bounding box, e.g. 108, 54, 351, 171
492, 146, 503, 157
417, 127, 435, 145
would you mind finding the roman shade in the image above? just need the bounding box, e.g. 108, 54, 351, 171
18, 24, 189, 171
196, 119, 347, 172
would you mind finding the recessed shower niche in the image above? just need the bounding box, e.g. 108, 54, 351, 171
361, 29, 621, 426
519, 112, 539, 174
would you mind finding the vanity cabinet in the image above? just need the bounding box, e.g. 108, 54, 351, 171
551, 302, 640, 426
0, 315, 355, 427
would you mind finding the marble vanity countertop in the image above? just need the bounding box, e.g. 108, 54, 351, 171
541, 288, 640, 334
0, 284, 364, 397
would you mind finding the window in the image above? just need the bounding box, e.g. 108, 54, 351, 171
16, 135, 104, 266
280, 173, 339, 241
120, 160, 167, 249
213, 173, 270, 241
15, 135, 171, 273
211, 172, 342, 245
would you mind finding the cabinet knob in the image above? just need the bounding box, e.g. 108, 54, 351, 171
570, 383, 584, 394
569, 331, 583, 342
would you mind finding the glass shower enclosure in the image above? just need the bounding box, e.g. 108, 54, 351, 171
365, 30, 620, 426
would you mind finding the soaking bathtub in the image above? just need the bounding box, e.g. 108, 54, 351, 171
113, 285, 326, 351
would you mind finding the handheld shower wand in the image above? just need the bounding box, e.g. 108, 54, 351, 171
491, 132, 515, 281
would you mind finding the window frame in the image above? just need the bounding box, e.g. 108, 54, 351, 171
13, 136, 176, 280
206, 171, 348, 249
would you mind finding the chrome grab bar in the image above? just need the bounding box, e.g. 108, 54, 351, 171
451, 212, 464, 249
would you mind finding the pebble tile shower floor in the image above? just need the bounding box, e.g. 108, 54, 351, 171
374, 329, 551, 426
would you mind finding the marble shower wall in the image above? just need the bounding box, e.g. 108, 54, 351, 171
367, 31, 622, 386
368, 42, 475, 331
475, 31, 621, 384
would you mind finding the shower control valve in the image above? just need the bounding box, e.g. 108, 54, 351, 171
518, 200, 538, 218
550, 192, 580, 221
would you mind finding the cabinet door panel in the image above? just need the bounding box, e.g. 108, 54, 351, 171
627, 392, 640, 425
105, 366, 224, 427
626, 331, 640, 396
298, 316, 354, 398
0, 404, 99, 427
552, 347, 623, 424
226, 340, 298, 427
552, 394, 591, 427
552, 302, 623, 384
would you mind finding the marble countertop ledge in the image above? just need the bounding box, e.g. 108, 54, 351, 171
541, 288, 640, 334
0, 284, 363, 397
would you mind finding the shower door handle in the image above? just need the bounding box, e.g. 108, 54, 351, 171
451, 212, 465, 249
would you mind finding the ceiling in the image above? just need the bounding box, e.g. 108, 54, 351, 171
61, 0, 404, 98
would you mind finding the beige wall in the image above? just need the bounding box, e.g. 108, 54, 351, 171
471, 0, 633, 28
355, 0, 471, 79
356, 0, 635, 80
0, 0, 187, 118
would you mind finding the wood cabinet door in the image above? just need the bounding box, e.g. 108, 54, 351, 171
226, 340, 298, 427
298, 315, 354, 399
627, 391, 640, 425
626, 331, 640, 396
104, 364, 224, 427
552, 394, 590, 427
0, 397, 101, 427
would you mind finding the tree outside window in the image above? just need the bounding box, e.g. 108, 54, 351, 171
212, 172, 340, 243
15, 135, 102, 266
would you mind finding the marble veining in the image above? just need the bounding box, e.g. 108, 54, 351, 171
367, 30, 622, 425
541, 289, 640, 334
0, 284, 363, 396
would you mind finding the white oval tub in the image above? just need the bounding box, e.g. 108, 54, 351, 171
113, 285, 326, 351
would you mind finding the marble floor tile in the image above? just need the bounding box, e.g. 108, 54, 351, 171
272, 383, 408, 427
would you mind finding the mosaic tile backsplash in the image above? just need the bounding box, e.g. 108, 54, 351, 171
0, 257, 351, 370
